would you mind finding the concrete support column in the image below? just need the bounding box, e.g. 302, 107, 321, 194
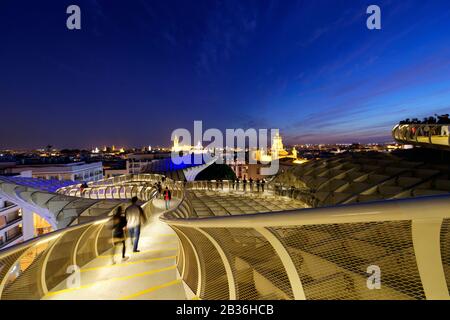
22, 208, 35, 240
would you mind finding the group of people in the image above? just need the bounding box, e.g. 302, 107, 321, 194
110, 183, 172, 264
399, 114, 450, 125
231, 177, 266, 192
111, 196, 147, 264
153, 181, 172, 209
206, 179, 224, 190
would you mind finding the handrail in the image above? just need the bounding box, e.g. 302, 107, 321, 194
0, 174, 167, 300
0, 203, 18, 213
161, 182, 450, 300
161, 193, 450, 226
0, 218, 105, 259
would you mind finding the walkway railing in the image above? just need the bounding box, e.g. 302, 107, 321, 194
1, 174, 450, 300
162, 192, 450, 300
57, 173, 169, 201
393, 123, 450, 148
0, 217, 113, 299
0, 174, 182, 300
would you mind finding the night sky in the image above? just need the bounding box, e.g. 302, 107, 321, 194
1, 0, 450, 149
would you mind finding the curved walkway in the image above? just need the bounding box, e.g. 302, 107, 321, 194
43, 199, 186, 300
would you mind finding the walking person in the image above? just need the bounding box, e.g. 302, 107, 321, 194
243, 178, 247, 192
112, 207, 129, 264
125, 196, 147, 253
164, 187, 172, 210
249, 178, 254, 192
256, 179, 261, 192
261, 179, 265, 193
157, 182, 163, 199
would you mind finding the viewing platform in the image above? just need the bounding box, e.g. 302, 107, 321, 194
392, 123, 450, 149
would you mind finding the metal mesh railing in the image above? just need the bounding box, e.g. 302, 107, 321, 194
271, 221, 425, 300
0, 220, 112, 300
0, 174, 169, 300
203, 227, 294, 300
172, 227, 198, 294
177, 227, 229, 300
57, 173, 166, 201
162, 193, 450, 300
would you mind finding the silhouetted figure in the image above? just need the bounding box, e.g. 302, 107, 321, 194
243, 178, 247, 192
112, 207, 128, 264
256, 179, 261, 192
249, 178, 254, 192
261, 179, 266, 192
80, 182, 88, 193
157, 182, 163, 199
437, 114, 450, 124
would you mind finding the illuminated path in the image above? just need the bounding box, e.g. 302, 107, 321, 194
43, 199, 187, 300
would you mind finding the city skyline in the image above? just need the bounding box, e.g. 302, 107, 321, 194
2, 1, 450, 149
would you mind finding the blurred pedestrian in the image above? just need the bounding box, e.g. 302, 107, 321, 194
125, 196, 147, 253
112, 207, 128, 264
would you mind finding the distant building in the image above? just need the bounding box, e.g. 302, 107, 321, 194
0, 194, 22, 249
4, 161, 103, 182
172, 136, 195, 153
104, 152, 171, 178
255, 132, 304, 162
0, 172, 55, 250
230, 133, 308, 179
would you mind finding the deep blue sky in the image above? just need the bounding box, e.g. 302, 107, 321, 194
1, 0, 450, 149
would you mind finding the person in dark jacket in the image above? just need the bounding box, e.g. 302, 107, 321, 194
112, 207, 128, 264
